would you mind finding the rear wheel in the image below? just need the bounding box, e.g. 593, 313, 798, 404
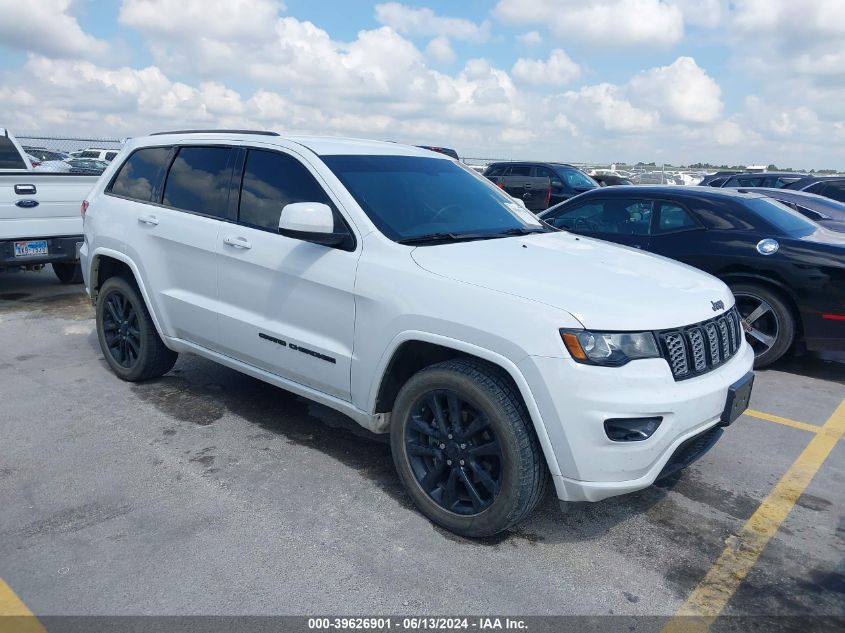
52, 262, 83, 284
390, 359, 547, 537
730, 282, 794, 368
96, 276, 177, 381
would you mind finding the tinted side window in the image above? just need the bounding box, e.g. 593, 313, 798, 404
485, 166, 506, 178
804, 182, 824, 194
534, 167, 562, 186
238, 149, 332, 231
106, 152, 118, 161
163, 147, 233, 218
80, 151, 99, 158
109, 147, 172, 201
656, 202, 700, 233
509, 165, 532, 176
0, 136, 26, 169
821, 181, 845, 203
547, 199, 652, 234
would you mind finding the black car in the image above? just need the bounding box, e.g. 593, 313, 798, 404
482, 162, 598, 206
735, 187, 845, 233
539, 186, 845, 367
784, 176, 845, 203
698, 171, 741, 187
416, 145, 459, 160
719, 172, 807, 189
592, 173, 634, 187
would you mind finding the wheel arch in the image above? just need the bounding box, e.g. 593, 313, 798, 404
90, 248, 166, 338
370, 332, 562, 477
718, 270, 804, 339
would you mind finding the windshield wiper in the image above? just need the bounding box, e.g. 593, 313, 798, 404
397, 232, 497, 245
495, 227, 550, 236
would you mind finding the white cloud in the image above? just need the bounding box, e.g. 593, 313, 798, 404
374, 2, 489, 42
494, 0, 684, 48
0, 0, 108, 58
512, 49, 581, 86
517, 31, 542, 45
425, 37, 456, 64
561, 83, 658, 133
119, 0, 285, 38
628, 57, 722, 124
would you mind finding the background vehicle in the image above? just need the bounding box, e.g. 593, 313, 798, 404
81, 131, 753, 537
593, 174, 633, 187
416, 145, 459, 160
24, 147, 70, 162
26, 154, 72, 172
0, 127, 97, 282
736, 187, 845, 233
485, 173, 551, 211
69, 148, 120, 163
785, 176, 845, 203
719, 172, 806, 188
540, 186, 845, 367
483, 162, 597, 208
65, 158, 109, 174
698, 171, 741, 187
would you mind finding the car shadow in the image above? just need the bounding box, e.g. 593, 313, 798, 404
767, 350, 845, 385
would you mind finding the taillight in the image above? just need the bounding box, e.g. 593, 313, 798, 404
31, 159, 41, 167
81, 200, 89, 217
546, 185, 551, 208
497, 182, 505, 190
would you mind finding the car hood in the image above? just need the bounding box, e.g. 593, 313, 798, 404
410, 231, 734, 331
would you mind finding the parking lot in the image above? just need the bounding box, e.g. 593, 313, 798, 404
1, 271, 843, 625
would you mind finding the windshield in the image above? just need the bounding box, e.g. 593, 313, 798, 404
558, 168, 598, 190
744, 197, 819, 237
322, 155, 544, 242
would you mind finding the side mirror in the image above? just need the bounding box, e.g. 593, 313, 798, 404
279, 202, 348, 247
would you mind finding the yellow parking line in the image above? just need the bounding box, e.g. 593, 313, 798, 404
744, 409, 822, 435
0, 579, 45, 633
663, 399, 845, 633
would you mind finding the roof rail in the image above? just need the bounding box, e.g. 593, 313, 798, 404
149, 129, 280, 136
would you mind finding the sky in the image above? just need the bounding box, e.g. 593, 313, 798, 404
0, 0, 843, 169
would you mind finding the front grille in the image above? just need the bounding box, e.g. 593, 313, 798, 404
657, 307, 743, 380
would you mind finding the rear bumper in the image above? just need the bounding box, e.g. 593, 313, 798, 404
0, 235, 83, 268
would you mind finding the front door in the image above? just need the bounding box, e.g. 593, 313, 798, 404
216, 146, 359, 401
543, 197, 653, 250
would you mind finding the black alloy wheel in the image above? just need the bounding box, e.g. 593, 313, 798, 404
731, 283, 795, 367
405, 389, 502, 515
102, 290, 141, 369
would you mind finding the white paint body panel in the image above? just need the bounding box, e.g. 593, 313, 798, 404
82, 132, 754, 503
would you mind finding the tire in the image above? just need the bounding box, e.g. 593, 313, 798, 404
52, 261, 83, 284
390, 359, 548, 538
96, 276, 177, 381
730, 282, 795, 368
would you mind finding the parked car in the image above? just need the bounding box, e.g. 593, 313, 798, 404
483, 162, 597, 208
416, 145, 459, 160
484, 172, 551, 211
65, 158, 109, 174
27, 154, 72, 173
69, 148, 120, 163
735, 187, 845, 233
81, 131, 754, 537
784, 176, 845, 203
698, 171, 741, 187
719, 172, 806, 189
540, 186, 845, 367
23, 147, 70, 162
593, 174, 634, 187
0, 127, 99, 282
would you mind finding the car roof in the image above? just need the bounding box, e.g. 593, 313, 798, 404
571, 185, 765, 200
788, 175, 845, 187
486, 161, 579, 169
725, 171, 806, 178
138, 131, 448, 159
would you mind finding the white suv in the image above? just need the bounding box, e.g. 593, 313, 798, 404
80, 130, 754, 537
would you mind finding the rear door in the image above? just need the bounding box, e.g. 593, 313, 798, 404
114, 145, 234, 349
216, 145, 359, 400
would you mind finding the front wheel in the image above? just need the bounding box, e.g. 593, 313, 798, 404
390, 359, 548, 538
96, 276, 177, 381
730, 282, 795, 368
52, 262, 83, 284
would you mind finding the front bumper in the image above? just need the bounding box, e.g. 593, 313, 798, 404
518, 342, 755, 502
0, 235, 83, 268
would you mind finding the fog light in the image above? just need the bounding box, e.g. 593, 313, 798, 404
604, 417, 663, 442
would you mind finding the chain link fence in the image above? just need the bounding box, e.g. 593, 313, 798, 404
17, 135, 125, 174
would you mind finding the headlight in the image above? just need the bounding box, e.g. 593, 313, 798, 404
560, 329, 660, 366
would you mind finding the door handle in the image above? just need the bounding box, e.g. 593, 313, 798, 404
223, 236, 252, 249
138, 215, 159, 226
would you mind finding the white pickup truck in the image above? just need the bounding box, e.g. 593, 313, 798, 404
1, 128, 100, 283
